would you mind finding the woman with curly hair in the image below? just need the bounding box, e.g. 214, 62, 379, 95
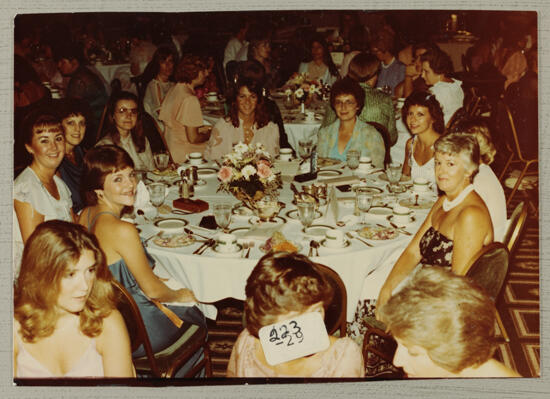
400, 91, 445, 188
96, 91, 155, 171
14, 220, 134, 378
204, 76, 279, 160
159, 54, 212, 163
227, 252, 364, 377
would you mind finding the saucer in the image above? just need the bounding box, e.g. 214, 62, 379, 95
317, 169, 342, 177
184, 156, 208, 165
387, 214, 416, 226
232, 206, 255, 217
212, 243, 243, 256
368, 206, 393, 217
197, 167, 218, 176
248, 216, 286, 225
228, 226, 252, 238
351, 185, 383, 194
320, 238, 351, 250
303, 224, 334, 237
154, 218, 189, 232
285, 209, 322, 221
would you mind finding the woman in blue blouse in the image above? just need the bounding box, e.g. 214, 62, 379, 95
316, 77, 385, 167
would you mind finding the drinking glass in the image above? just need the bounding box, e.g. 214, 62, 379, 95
297, 138, 314, 163
213, 203, 232, 232
297, 201, 316, 230
153, 152, 170, 171
147, 182, 166, 219
346, 149, 360, 174
355, 187, 373, 224
386, 162, 403, 192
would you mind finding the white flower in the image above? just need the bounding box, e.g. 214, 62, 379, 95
284, 88, 292, 96
241, 165, 257, 180
295, 88, 304, 98
266, 173, 276, 182
234, 142, 248, 154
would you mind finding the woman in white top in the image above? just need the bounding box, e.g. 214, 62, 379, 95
14, 220, 135, 378
14, 109, 74, 276
401, 91, 445, 189
96, 91, 155, 171
205, 77, 279, 161
142, 46, 176, 134
450, 118, 507, 241
420, 48, 464, 126
297, 35, 340, 86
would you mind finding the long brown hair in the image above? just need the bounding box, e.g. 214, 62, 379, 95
14, 220, 116, 342
103, 91, 147, 153
227, 77, 270, 129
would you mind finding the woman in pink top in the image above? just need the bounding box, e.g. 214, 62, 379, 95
14, 220, 135, 378
227, 253, 364, 378
159, 54, 212, 164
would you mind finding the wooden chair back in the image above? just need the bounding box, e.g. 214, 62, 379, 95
465, 242, 510, 301
503, 201, 528, 254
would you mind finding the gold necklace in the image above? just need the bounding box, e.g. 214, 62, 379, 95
243, 124, 254, 144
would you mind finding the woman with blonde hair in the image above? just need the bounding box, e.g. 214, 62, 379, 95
450, 118, 507, 241
227, 252, 364, 377
377, 133, 493, 311
14, 220, 134, 377
378, 266, 520, 378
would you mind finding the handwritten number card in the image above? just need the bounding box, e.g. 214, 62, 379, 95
258, 312, 330, 366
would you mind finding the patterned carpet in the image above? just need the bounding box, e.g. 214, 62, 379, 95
206, 190, 540, 378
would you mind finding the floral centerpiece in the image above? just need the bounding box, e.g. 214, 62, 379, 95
217, 142, 282, 212
283, 73, 322, 106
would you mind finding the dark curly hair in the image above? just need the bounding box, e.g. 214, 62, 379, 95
330, 77, 366, 116
244, 253, 334, 338
420, 48, 453, 77
227, 77, 270, 129
401, 91, 445, 134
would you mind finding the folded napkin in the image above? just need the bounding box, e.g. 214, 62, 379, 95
319, 186, 339, 225
134, 180, 153, 212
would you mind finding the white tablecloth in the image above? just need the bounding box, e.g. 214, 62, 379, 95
138, 163, 433, 322
88, 63, 136, 95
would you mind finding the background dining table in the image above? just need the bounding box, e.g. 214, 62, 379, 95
135, 159, 436, 323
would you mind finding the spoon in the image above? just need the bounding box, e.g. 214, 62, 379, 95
245, 242, 254, 258
137, 209, 150, 221
308, 240, 315, 257
311, 240, 320, 256
346, 231, 373, 247
414, 193, 419, 207
184, 227, 211, 240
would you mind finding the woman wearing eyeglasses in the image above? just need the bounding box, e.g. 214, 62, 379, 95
316, 77, 385, 167
96, 91, 155, 171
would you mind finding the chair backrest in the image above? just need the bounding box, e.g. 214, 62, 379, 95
445, 107, 469, 132
502, 101, 533, 162
503, 201, 528, 254
111, 279, 161, 376
315, 263, 347, 337
465, 242, 510, 301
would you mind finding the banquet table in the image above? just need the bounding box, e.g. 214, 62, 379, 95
87, 62, 136, 95
136, 161, 435, 323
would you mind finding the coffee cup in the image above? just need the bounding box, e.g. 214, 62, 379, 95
413, 177, 430, 192
325, 229, 345, 248
358, 156, 372, 171
392, 205, 414, 225
305, 110, 315, 122
206, 92, 218, 102
217, 233, 237, 252
279, 148, 293, 161
188, 152, 203, 165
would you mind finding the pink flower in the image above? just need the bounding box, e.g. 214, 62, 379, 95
257, 159, 271, 168
257, 163, 272, 179
218, 166, 233, 182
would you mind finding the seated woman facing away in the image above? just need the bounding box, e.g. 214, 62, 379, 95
205, 76, 279, 161
227, 252, 364, 378
317, 77, 385, 167
96, 91, 155, 172
14, 107, 74, 277
400, 91, 445, 189
378, 266, 520, 378
78, 145, 207, 375
377, 133, 493, 312
14, 220, 135, 378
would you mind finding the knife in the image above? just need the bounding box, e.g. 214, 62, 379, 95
389, 221, 412, 235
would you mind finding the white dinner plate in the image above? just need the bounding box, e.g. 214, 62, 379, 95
285, 209, 322, 221
154, 218, 189, 232
387, 214, 416, 227
320, 238, 351, 250
317, 169, 342, 177
303, 224, 334, 237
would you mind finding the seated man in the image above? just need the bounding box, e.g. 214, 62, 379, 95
371, 34, 405, 96
53, 43, 108, 149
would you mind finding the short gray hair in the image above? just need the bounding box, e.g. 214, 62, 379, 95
434, 133, 480, 180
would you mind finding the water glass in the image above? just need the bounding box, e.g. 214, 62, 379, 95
346, 149, 360, 173
297, 201, 316, 229
355, 187, 373, 224
153, 152, 170, 171
147, 182, 166, 218
298, 138, 314, 161
213, 203, 232, 232
386, 162, 402, 191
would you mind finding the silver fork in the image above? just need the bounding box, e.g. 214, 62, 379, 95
245, 242, 254, 258
241, 242, 249, 258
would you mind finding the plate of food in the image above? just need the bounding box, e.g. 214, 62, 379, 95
259, 231, 301, 253
357, 225, 399, 240
153, 233, 195, 248
317, 157, 341, 168
151, 168, 179, 178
